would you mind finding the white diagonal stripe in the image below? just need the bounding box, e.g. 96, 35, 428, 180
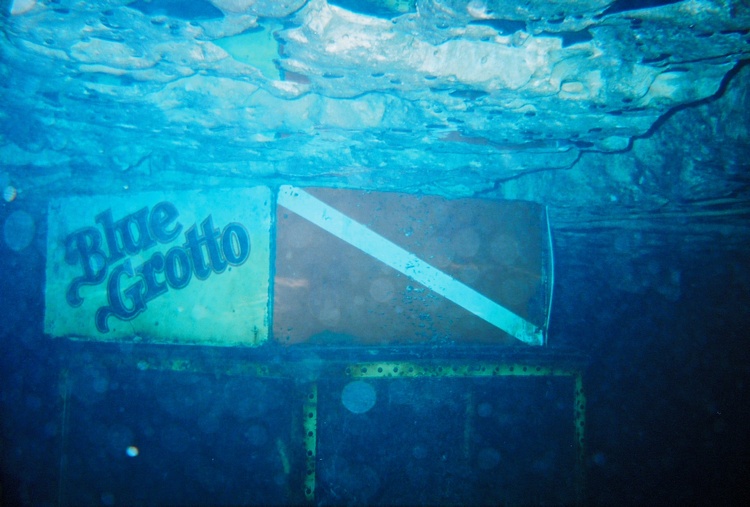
277, 186, 543, 346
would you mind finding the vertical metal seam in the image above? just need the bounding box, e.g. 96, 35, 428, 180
544, 205, 555, 346
574, 372, 587, 505
302, 383, 318, 502
57, 368, 71, 507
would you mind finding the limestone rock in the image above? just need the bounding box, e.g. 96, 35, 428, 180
0, 0, 748, 244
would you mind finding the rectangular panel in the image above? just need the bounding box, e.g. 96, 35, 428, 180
315, 376, 576, 505
60, 368, 298, 506
44, 187, 271, 346
274, 186, 552, 346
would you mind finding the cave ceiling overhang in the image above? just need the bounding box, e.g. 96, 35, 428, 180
0, 0, 749, 200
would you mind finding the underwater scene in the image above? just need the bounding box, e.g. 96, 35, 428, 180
1, 0, 750, 506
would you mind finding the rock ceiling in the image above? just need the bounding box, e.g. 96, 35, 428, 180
1, 0, 749, 243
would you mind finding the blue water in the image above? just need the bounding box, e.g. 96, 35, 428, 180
2, 204, 749, 505
2, 1, 750, 506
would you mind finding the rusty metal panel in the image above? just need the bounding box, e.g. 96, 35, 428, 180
273, 187, 552, 346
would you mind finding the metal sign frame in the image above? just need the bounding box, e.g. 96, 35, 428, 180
54, 345, 586, 506
45, 186, 568, 504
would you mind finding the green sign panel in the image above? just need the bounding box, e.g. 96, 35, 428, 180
44, 187, 271, 346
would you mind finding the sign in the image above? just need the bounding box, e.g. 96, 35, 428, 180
44, 188, 271, 346
274, 187, 552, 346
44, 186, 552, 347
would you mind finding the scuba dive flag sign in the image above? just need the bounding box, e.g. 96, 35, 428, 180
44, 187, 271, 346
274, 187, 552, 346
